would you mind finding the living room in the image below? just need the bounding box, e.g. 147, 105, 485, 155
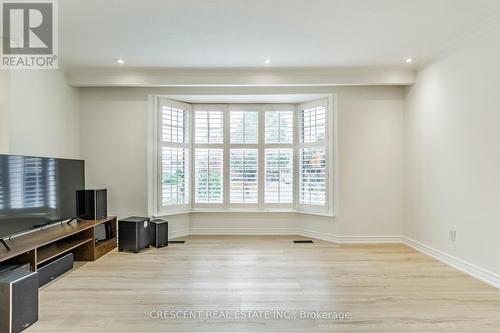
1, 1, 500, 332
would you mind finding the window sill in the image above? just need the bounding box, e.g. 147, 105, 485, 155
155, 209, 335, 218
295, 210, 336, 218
191, 208, 298, 214
154, 209, 191, 218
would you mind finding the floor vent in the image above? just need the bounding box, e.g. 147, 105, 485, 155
293, 240, 314, 243
168, 240, 186, 244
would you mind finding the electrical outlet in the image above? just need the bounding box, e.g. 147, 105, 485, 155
449, 230, 457, 242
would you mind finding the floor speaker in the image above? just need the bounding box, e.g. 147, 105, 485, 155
0, 270, 39, 333
76, 189, 107, 220
150, 219, 168, 248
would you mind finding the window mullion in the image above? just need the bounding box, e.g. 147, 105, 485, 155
223, 106, 230, 209
190, 108, 195, 207
293, 104, 299, 209
258, 107, 265, 209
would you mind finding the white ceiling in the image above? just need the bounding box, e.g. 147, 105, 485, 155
60, 0, 500, 69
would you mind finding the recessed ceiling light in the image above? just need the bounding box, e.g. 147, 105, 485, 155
405, 58, 414, 64
265, 59, 271, 64
116, 58, 125, 64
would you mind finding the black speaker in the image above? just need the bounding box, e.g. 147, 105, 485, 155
0, 270, 39, 333
37, 253, 74, 287
76, 189, 107, 220
150, 219, 168, 248
0, 264, 30, 275
118, 217, 150, 253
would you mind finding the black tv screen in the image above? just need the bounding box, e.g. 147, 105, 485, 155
0, 154, 85, 239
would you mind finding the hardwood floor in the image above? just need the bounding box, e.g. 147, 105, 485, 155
28, 235, 500, 332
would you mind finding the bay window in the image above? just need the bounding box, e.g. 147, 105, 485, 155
154, 97, 334, 216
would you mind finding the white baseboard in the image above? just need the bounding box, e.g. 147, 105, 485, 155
168, 228, 190, 239
403, 236, 500, 289
190, 227, 299, 235
334, 235, 403, 244
299, 229, 340, 242
189, 227, 402, 243
300, 228, 402, 244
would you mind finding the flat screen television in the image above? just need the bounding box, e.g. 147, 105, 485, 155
0, 154, 85, 239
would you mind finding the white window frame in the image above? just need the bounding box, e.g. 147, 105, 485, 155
149, 95, 337, 217
296, 97, 335, 216
227, 104, 261, 209
192, 104, 227, 210
153, 97, 191, 216
263, 104, 296, 209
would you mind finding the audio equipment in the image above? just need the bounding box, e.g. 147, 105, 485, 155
0, 270, 39, 333
76, 189, 107, 220
0, 264, 30, 275
37, 253, 74, 287
118, 217, 150, 253
149, 219, 168, 248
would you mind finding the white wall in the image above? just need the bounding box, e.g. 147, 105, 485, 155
80, 86, 404, 238
404, 17, 500, 275
190, 212, 300, 235
79, 89, 147, 217
0, 69, 9, 153
301, 87, 404, 238
79, 88, 191, 235
8, 69, 80, 159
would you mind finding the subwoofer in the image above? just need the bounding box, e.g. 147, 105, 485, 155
118, 216, 150, 253
0, 270, 39, 333
76, 189, 107, 220
150, 219, 168, 248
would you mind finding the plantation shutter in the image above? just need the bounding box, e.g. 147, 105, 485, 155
194, 149, 224, 203
230, 149, 258, 204
264, 149, 293, 203
158, 98, 190, 209
298, 99, 329, 211
195, 110, 224, 144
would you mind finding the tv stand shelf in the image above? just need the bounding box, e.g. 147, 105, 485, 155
0, 217, 117, 271
37, 237, 93, 265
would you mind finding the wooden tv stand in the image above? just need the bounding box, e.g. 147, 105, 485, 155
0, 217, 117, 271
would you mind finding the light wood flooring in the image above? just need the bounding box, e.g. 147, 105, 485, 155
28, 235, 500, 332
